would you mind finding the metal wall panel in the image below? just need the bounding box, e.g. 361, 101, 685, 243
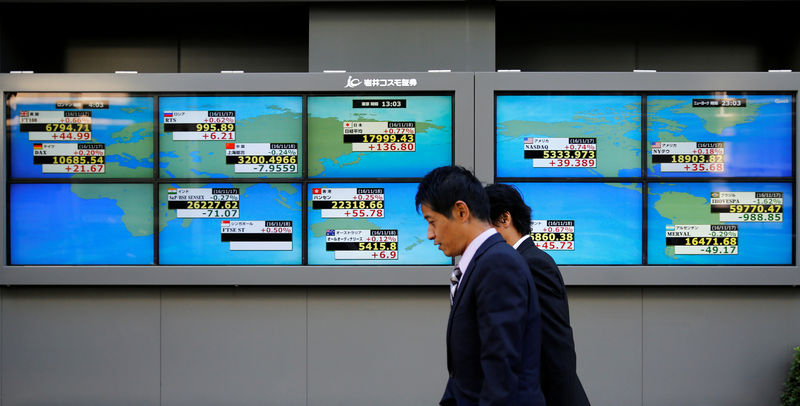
161, 287, 307, 406
568, 287, 643, 406
642, 287, 800, 406
0, 287, 160, 406
64, 38, 179, 73
307, 286, 450, 406
309, 4, 494, 72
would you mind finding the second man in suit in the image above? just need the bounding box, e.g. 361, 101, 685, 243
485, 183, 590, 406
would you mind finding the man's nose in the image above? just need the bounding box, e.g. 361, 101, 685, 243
427, 225, 435, 240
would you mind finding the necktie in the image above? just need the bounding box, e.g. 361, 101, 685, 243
449, 266, 462, 305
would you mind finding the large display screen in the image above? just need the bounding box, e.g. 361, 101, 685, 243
647, 182, 793, 265
506, 182, 644, 265
7, 93, 154, 178
496, 95, 642, 178
9, 183, 154, 264
159, 96, 303, 179
308, 95, 453, 178
307, 182, 450, 265
647, 93, 793, 177
158, 182, 302, 265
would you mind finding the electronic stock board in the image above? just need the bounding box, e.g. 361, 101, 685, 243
0, 73, 473, 284
477, 72, 799, 285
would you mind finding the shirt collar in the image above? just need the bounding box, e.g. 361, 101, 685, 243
513, 234, 530, 249
457, 228, 498, 272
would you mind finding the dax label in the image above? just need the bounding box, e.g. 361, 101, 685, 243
710, 191, 783, 222
531, 220, 575, 251
224, 143, 299, 173
32, 143, 105, 173
666, 224, 738, 255
220, 220, 293, 251
311, 187, 385, 218
164, 111, 236, 141
167, 188, 240, 218
325, 229, 399, 260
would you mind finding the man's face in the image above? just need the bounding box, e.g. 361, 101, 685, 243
421, 203, 466, 257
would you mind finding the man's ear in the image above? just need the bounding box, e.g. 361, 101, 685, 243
497, 212, 513, 229
452, 200, 470, 222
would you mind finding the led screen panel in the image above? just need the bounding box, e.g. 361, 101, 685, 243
496, 95, 642, 178
648, 182, 793, 265
7, 93, 154, 178
647, 94, 793, 177
158, 182, 302, 265
307, 182, 450, 265
159, 96, 303, 179
507, 182, 643, 265
307, 95, 453, 178
9, 183, 154, 264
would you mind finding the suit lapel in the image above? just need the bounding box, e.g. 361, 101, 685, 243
446, 233, 503, 371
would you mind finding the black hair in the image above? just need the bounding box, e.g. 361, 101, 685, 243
485, 183, 532, 235
415, 166, 490, 222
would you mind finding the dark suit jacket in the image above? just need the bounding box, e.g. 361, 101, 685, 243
517, 237, 590, 406
440, 233, 546, 406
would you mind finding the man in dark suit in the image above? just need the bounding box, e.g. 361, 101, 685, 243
416, 166, 546, 406
485, 183, 591, 406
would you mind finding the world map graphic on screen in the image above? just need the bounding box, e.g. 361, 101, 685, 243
307, 182, 450, 265
9, 183, 154, 264
508, 182, 643, 265
8, 94, 154, 178
158, 182, 302, 265
647, 94, 793, 177
159, 96, 303, 179
648, 182, 793, 265
308, 96, 452, 178
496, 95, 642, 178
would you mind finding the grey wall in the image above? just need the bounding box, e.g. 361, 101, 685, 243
308, 4, 495, 72
1, 286, 797, 405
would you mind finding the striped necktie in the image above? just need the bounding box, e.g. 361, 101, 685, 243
449, 266, 462, 305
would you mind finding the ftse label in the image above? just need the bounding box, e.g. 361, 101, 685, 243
524, 138, 596, 168
531, 220, 575, 251
651, 141, 725, 172
221, 220, 293, 251
225, 143, 299, 173
20, 110, 93, 141
167, 187, 240, 218
666, 224, 738, 255
325, 229, 398, 260
711, 191, 783, 222
164, 110, 236, 141
32, 143, 105, 173
311, 187, 385, 218
343, 121, 416, 152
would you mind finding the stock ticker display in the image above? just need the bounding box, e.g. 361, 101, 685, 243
496, 93, 794, 265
